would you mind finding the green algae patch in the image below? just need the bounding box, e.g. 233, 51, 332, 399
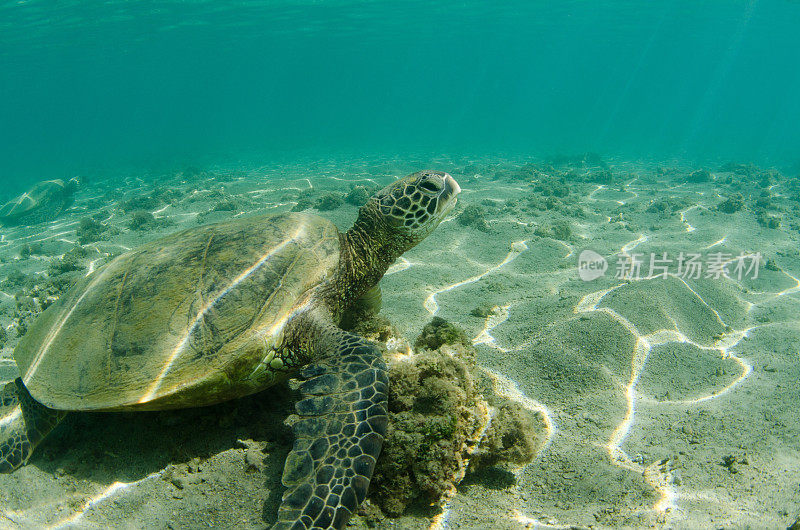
413, 316, 471, 350
369, 318, 545, 518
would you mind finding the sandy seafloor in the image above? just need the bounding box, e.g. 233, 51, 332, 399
0, 155, 799, 529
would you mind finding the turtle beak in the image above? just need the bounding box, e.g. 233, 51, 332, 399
444, 174, 461, 199
437, 173, 460, 214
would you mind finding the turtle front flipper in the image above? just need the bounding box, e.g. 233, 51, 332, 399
0, 378, 67, 472
274, 333, 388, 529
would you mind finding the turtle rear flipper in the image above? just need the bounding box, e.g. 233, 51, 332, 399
0, 378, 67, 472
274, 333, 388, 529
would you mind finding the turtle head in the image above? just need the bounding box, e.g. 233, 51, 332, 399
66, 177, 80, 194
339, 170, 460, 309
368, 170, 461, 247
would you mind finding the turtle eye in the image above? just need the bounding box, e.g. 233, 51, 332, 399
419, 179, 442, 194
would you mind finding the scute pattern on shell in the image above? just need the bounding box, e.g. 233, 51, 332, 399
0, 180, 71, 225
13, 213, 340, 411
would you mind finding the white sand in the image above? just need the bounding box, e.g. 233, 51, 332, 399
1, 157, 798, 528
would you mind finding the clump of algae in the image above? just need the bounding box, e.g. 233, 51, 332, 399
362, 317, 544, 517
414, 316, 471, 350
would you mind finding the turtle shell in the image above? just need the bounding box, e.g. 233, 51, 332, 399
0, 179, 71, 225
14, 212, 340, 411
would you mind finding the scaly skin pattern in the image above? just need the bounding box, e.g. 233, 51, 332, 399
0, 171, 460, 530
270, 171, 459, 529
0, 379, 67, 472
324, 170, 459, 318
274, 324, 389, 530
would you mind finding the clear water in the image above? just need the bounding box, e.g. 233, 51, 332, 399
1, 0, 799, 192
3, 3, 800, 528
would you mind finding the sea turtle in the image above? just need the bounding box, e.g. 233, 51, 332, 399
0, 177, 80, 226
0, 170, 460, 529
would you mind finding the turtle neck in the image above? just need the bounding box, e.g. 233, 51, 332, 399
329, 206, 409, 317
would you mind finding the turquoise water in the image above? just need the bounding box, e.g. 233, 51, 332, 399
1, 0, 799, 189
3, 3, 800, 528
